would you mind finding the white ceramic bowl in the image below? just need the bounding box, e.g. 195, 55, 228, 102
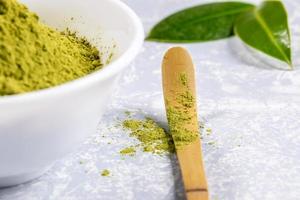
0, 0, 144, 187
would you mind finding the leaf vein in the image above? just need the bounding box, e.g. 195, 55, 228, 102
254, 10, 291, 66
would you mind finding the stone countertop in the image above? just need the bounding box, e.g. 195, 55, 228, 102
1, 0, 300, 199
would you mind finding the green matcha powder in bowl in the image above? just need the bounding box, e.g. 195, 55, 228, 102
0, 0, 104, 95
0, 0, 144, 187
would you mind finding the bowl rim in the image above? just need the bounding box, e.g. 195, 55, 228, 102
0, 0, 144, 105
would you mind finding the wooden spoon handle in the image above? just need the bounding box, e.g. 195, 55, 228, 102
177, 137, 209, 200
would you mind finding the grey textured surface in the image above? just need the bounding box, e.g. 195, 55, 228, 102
1, 0, 300, 199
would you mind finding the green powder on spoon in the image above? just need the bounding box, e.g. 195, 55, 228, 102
101, 169, 110, 177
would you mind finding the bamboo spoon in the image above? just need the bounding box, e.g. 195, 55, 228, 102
162, 47, 209, 200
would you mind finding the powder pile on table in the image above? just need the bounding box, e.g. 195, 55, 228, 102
121, 117, 175, 155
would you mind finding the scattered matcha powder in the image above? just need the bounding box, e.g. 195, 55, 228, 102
120, 72, 203, 153
122, 118, 175, 155
0, 0, 102, 95
101, 169, 110, 177
124, 111, 132, 117
120, 146, 136, 156
206, 128, 212, 135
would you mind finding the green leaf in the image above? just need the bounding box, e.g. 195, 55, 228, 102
146, 2, 255, 43
234, 0, 292, 69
